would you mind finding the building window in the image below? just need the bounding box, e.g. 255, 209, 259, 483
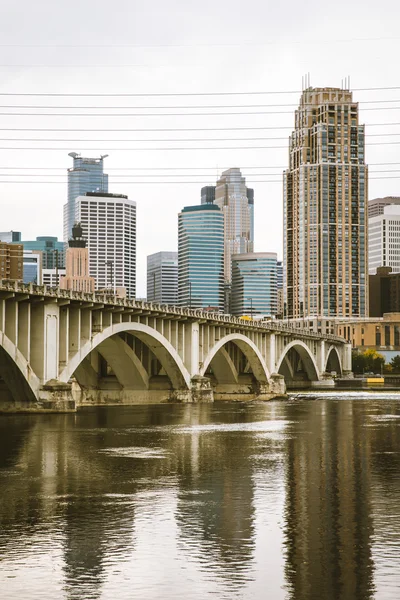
385, 325, 391, 346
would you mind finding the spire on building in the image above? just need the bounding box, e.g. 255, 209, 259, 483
68, 222, 87, 248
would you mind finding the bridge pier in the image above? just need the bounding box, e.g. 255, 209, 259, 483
38, 380, 76, 412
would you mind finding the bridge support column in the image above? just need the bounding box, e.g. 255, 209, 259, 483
268, 333, 276, 374
170, 376, 214, 403
343, 343, 353, 375
38, 380, 76, 412
316, 340, 326, 376
184, 322, 200, 376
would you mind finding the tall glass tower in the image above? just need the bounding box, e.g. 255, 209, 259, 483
231, 252, 278, 317
63, 153, 109, 242
283, 87, 368, 318
178, 204, 224, 311
214, 168, 254, 284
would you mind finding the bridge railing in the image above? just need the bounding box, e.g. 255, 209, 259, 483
0, 280, 346, 344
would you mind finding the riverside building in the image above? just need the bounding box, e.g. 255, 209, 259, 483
75, 192, 136, 298
283, 86, 368, 319
63, 153, 108, 242
178, 204, 224, 311
147, 251, 178, 305
231, 252, 278, 317
369, 204, 400, 275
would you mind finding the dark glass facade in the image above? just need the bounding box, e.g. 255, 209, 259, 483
178, 205, 224, 311
64, 153, 108, 242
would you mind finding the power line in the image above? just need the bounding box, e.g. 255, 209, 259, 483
0, 161, 399, 171
0, 175, 396, 184
0, 132, 400, 143
0, 107, 399, 118
0, 139, 399, 150
0, 86, 400, 97
0, 121, 398, 133
0, 168, 396, 178
0, 100, 399, 109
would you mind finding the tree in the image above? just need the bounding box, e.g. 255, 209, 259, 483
390, 354, 400, 373
352, 349, 385, 375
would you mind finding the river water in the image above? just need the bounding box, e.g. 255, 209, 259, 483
1, 393, 400, 599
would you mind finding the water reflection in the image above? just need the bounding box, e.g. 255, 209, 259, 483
283, 400, 375, 600
0, 398, 399, 599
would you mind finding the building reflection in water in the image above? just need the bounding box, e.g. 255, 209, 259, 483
1, 400, 400, 599
283, 399, 375, 600
173, 405, 257, 588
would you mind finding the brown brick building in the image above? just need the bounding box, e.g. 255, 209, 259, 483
369, 267, 400, 317
0, 242, 23, 281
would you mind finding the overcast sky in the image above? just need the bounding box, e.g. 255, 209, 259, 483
1, 0, 400, 296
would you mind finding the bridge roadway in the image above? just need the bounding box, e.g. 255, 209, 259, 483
0, 281, 351, 412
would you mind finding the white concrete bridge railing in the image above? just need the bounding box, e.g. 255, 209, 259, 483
0, 281, 351, 412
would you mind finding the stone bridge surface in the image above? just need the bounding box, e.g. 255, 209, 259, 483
0, 281, 351, 412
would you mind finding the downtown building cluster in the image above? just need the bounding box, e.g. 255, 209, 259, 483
4, 82, 400, 358
147, 167, 279, 318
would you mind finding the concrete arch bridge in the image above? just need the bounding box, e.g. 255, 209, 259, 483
0, 282, 351, 412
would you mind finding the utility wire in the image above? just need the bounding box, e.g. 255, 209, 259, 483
0, 86, 399, 97
0, 132, 399, 142
0, 140, 398, 150
0, 100, 399, 109
0, 175, 395, 184
0, 161, 399, 170
0, 122, 399, 132
1, 107, 400, 117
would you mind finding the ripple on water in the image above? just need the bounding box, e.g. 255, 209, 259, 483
98, 447, 170, 459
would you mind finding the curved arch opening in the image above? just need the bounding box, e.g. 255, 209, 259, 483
325, 347, 342, 376
201, 334, 270, 400
277, 342, 319, 389
60, 323, 191, 403
0, 346, 38, 408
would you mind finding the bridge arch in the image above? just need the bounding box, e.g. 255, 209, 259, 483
200, 333, 270, 383
276, 340, 320, 382
0, 334, 40, 403
59, 322, 191, 390
325, 345, 342, 375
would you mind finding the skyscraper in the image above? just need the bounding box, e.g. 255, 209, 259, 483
60, 223, 95, 293
63, 153, 108, 242
178, 204, 224, 311
369, 205, 400, 274
214, 168, 254, 284
368, 196, 400, 218
284, 87, 368, 319
147, 252, 178, 304
231, 252, 278, 317
75, 192, 136, 298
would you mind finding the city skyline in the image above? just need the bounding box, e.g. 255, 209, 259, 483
1, 0, 400, 299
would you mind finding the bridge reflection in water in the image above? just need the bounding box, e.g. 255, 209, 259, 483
0, 282, 350, 411
0, 398, 400, 599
